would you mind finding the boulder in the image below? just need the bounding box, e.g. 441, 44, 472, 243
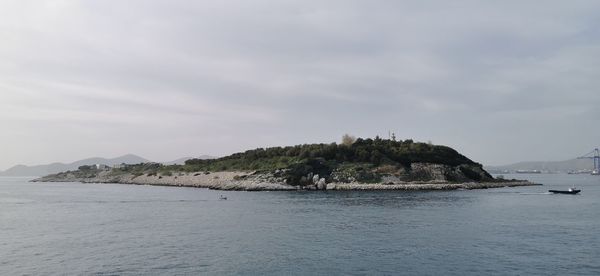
317, 178, 327, 190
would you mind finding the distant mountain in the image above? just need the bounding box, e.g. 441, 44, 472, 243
0, 154, 150, 177
485, 158, 595, 173
163, 155, 216, 165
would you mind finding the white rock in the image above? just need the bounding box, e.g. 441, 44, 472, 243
317, 178, 327, 190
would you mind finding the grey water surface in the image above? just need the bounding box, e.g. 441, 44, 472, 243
1, 174, 599, 275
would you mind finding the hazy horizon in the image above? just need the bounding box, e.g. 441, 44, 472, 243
2, 1, 600, 170
0, 143, 596, 172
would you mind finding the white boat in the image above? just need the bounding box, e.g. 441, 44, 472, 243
592, 170, 599, 175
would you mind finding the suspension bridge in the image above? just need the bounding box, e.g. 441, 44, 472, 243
577, 148, 600, 175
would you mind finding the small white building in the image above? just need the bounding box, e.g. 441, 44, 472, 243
94, 164, 110, 170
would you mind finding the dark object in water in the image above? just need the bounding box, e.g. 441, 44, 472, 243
219, 195, 228, 200
549, 188, 581, 194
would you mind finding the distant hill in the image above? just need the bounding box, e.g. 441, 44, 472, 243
0, 154, 150, 176
1, 154, 219, 176
485, 158, 594, 173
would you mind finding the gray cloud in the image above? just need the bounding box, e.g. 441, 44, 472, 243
1, 0, 599, 169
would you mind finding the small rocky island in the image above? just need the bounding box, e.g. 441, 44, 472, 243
33, 137, 536, 191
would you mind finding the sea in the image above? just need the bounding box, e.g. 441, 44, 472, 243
1, 174, 599, 275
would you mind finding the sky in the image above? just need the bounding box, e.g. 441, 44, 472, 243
1, 0, 600, 170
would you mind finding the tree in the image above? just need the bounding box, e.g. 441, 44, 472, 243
341, 134, 356, 146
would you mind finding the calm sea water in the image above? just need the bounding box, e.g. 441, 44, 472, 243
1, 174, 599, 275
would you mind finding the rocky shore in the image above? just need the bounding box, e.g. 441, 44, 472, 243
32, 170, 538, 191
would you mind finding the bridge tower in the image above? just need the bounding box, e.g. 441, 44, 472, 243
577, 148, 600, 175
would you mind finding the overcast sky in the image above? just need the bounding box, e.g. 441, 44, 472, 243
1, 0, 599, 170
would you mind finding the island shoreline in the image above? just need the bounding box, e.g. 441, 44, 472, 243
31, 171, 540, 191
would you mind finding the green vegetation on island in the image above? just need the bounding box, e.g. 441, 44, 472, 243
34, 136, 535, 190
98, 136, 494, 185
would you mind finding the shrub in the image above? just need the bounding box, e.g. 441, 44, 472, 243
78, 165, 92, 171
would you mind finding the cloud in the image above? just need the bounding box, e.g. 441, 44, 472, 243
1, 0, 599, 169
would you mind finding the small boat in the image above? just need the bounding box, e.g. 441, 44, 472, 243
549, 187, 581, 194
219, 195, 228, 200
